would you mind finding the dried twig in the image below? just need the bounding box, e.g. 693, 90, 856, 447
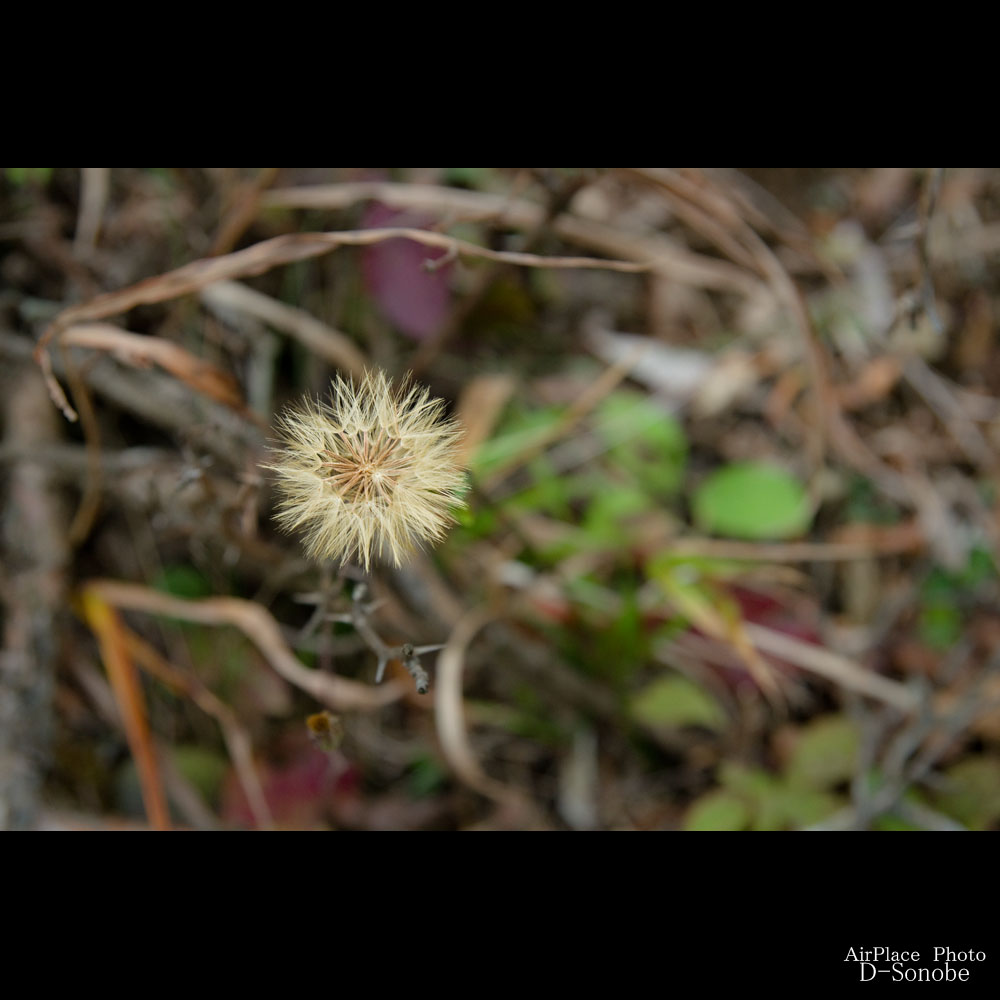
73, 167, 110, 255
666, 522, 924, 563
323, 582, 440, 695
1, 328, 262, 467
80, 580, 406, 712
210, 167, 280, 256
35, 226, 649, 420
743, 623, 918, 714
60, 323, 247, 412
79, 588, 171, 830
263, 181, 759, 294
120, 625, 274, 829
434, 608, 512, 802
916, 167, 945, 335
201, 280, 369, 378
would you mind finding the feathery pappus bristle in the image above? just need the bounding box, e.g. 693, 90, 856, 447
266, 370, 467, 570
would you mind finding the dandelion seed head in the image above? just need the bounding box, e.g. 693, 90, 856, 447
266, 370, 467, 570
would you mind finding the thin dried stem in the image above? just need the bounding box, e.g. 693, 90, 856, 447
81, 580, 406, 712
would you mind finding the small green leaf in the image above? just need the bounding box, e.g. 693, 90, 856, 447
957, 546, 997, 589
771, 786, 841, 829
872, 813, 922, 831
444, 167, 495, 188
718, 762, 778, 800
629, 675, 725, 731
594, 393, 687, 496
155, 565, 212, 599
692, 462, 811, 540
5, 167, 53, 187
918, 603, 962, 650
786, 715, 860, 790
583, 486, 651, 544
470, 404, 564, 479
932, 758, 1000, 830
684, 791, 750, 831
408, 754, 449, 798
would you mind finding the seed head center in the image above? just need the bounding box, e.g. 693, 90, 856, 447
320, 429, 407, 503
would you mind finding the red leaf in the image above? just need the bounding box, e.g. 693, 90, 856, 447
361, 203, 454, 341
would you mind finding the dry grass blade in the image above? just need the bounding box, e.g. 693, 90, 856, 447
619, 167, 760, 271
78, 588, 171, 830
263, 181, 540, 224
744, 623, 919, 714
668, 521, 924, 563
210, 167, 280, 256
61, 324, 245, 411
73, 167, 110, 254
200, 280, 369, 378
120, 625, 274, 830
434, 609, 513, 802
59, 355, 103, 546
82, 579, 406, 712
643, 168, 913, 498
263, 181, 760, 294
263, 183, 759, 294
657, 570, 784, 708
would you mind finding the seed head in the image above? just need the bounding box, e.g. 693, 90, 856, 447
267, 370, 466, 570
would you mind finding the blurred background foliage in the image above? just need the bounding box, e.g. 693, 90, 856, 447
3, 167, 1000, 830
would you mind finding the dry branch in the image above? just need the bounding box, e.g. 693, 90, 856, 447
61, 323, 246, 412
743, 623, 919, 714
36, 226, 649, 420
201, 280, 369, 378
81, 580, 406, 712
264, 181, 761, 294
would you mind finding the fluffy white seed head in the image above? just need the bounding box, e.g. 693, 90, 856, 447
266, 371, 467, 570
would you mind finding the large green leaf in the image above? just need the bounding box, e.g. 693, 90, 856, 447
785, 715, 860, 790
684, 791, 750, 831
629, 675, 725, 731
469, 404, 565, 480
932, 758, 1000, 830
692, 462, 811, 540
593, 392, 687, 497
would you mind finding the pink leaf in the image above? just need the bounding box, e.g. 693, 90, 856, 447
361, 202, 454, 341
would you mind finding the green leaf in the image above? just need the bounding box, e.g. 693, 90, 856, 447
629, 675, 725, 731
718, 761, 777, 799
582, 486, 652, 544
407, 754, 449, 798
957, 546, 997, 589
469, 404, 564, 480
770, 787, 840, 829
785, 715, 860, 790
684, 791, 750, 831
155, 565, 212, 599
692, 462, 811, 540
5, 167, 53, 187
932, 758, 1000, 830
444, 167, 495, 188
594, 392, 687, 496
590, 588, 645, 685
918, 603, 962, 650
872, 813, 922, 831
